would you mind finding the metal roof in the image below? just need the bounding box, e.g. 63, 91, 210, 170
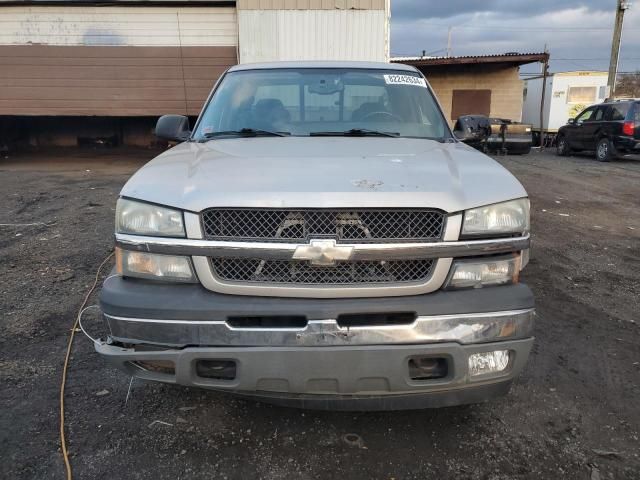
229, 61, 418, 72
392, 52, 549, 67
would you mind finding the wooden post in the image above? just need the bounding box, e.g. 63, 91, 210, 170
607, 0, 629, 99
539, 53, 549, 149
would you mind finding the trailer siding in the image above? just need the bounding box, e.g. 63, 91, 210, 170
522, 72, 609, 132
0, 6, 238, 116
237, 8, 388, 63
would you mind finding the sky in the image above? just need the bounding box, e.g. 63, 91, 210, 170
391, 0, 640, 75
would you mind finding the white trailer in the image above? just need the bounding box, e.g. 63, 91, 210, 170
0, 0, 390, 119
522, 71, 609, 135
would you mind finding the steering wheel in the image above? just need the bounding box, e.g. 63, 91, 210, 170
360, 111, 403, 122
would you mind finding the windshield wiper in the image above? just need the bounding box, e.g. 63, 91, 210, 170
199, 128, 289, 141
310, 128, 399, 138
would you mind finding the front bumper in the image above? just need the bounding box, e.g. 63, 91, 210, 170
93, 276, 535, 409
96, 338, 532, 410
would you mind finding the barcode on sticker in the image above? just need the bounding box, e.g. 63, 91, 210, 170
383, 74, 427, 88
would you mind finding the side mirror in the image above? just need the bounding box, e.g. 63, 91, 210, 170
453, 115, 490, 144
453, 129, 476, 142
567, 118, 575, 125
155, 115, 190, 142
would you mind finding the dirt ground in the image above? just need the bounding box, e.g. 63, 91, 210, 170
1, 147, 639, 480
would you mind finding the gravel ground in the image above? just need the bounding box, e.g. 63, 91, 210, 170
1, 147, 639, 480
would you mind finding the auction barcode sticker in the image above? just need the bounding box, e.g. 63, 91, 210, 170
383, 74, 427, 88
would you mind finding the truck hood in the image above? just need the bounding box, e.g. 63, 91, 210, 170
121, 137, 527, 213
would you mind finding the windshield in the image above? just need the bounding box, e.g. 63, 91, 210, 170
193, 68, 451, 141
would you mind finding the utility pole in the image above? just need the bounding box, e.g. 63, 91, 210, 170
447, 27, 452, 57
607, 0, 630, 99
539, 49, 550, 149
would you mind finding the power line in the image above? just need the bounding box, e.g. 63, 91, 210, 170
390, 55, 640, 61
553, 58, 640, 61
416, 22, 640, 32
520, 71, 639, 75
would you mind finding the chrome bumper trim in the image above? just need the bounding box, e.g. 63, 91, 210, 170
103, 308, 535, 347
115, 233, 530, 262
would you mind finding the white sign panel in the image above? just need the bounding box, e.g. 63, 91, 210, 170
383, 74, 427, 88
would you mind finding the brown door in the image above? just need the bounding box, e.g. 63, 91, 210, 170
451, 89, 492, 120
0, 45, 237, 117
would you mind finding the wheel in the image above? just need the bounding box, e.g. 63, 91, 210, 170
557, 135, 570, 156
510, 145, 531, 155
596, 137, 616, 162
532, 131, 541, 147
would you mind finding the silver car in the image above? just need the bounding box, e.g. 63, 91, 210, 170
96, 61, 534, 410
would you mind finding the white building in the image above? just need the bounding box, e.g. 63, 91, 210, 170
0, 0, 390, 119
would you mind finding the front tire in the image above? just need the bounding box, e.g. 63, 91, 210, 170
557, 135, 570, 156
596, 137, 616, 162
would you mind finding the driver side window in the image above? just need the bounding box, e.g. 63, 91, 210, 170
344, 84, 388, 121
575, 107, 595, 123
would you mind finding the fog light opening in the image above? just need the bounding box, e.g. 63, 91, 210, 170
196, 360, 237, 380
468, 350, 511, 377
130, 360, 175, 375
408, 356, 448, 380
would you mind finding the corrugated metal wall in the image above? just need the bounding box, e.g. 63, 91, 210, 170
236, 0, 385, 9
0, 6, 238, 116
0, 45, 236, 116
0, 6, 237, 46
238, 9, 387, 63
0, 2, 391, 117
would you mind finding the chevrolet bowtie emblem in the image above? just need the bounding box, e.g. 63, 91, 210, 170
292, 239, 354, 266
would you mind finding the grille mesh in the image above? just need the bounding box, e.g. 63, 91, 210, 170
201, 209, 445, 243
210, 258, 435, 285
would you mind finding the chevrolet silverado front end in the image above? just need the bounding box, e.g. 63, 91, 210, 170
94, 61, 534, 410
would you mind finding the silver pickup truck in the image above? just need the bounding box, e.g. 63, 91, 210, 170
96, 61, 534, 410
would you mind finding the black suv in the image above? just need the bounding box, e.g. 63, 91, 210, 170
557, 99, 639, 161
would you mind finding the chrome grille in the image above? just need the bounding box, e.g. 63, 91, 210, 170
210, 258, 435, 285
201, 209, 445, 243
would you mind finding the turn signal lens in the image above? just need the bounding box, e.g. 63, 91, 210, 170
116, 248, 196, 283
445, 255, 520, 289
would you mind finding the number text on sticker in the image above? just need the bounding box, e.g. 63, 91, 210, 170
383, 74, 427, 88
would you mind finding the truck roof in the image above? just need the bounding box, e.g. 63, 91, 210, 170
228, 61, 419, 72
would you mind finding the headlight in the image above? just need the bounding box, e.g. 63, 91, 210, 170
116, 248, 196, 283
445, 255, 520, 290
116, 198, 185, 237
462, 198, 529, 237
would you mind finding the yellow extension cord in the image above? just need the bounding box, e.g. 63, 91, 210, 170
60, 251, 114, 480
